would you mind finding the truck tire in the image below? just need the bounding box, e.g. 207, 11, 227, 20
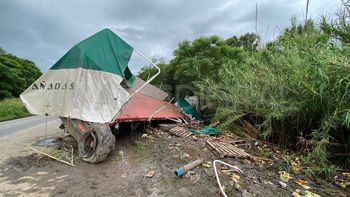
78, 123, 115, 163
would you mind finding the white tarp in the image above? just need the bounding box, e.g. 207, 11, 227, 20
20, 68, 130, 123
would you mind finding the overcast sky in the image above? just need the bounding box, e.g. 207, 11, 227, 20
0, 0, 340, 74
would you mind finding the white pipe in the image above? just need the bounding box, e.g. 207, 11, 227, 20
131, 49, 161, 98
148, 106, 167, 122
166, 118, 182, 123
110, 48, 161, 123
147, 97, 175, 122
213, 160, 243, 197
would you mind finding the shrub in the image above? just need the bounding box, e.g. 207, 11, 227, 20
0, 98, 30, 121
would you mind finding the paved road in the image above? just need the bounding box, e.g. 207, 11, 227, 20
0, 116, 59, 138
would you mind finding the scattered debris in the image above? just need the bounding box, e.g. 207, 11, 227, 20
213, 160, 243, 197
192, 135, 198, 140
176, 97, 202, 121
334, 175, 350, 189
292, 160, 301, 175
279, 171, 292, 182
141, 133, 155, 140
191, 127, 222, 136
202, 161, 212, 168
231, 173, 240, 183
342, 172, 350, 177
242, 120, 259, 139
29, 146, 75, 167
182, 153, 190, 158
174, 158, 204, 176
206, 140, 251, 159
169, 126, 192, 138
146, 170, 155, 178
292, 189, 320, 197
296, 178, 311, 189
278, 181, 287, 188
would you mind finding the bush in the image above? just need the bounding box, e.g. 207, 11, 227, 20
0, 98, 30, 121
197, 19, 350, 170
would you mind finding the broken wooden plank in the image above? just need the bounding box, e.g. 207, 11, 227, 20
168, 126, 192, 138
242, 120, 259, 139
206, 140, 251, 159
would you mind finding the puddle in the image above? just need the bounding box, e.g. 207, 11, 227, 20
34, 136, 62, 147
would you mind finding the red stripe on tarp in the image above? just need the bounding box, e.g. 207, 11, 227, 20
116, 92, 183, 122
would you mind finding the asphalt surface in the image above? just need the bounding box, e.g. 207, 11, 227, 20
0, 116, 59, 138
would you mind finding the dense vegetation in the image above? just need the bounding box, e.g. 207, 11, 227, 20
139, 6, 350, 173
0, 98, 30, 121
0, 48, 42, 99
0, 48, 41, 121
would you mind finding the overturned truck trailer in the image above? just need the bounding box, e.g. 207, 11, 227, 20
20, 29, 183, 163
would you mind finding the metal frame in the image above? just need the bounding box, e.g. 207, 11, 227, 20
110, 47, 161, 123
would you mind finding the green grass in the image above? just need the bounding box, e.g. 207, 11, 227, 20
0, 98, 30, 122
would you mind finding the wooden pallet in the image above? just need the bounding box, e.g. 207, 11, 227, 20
206, 140, 251, 159
169, 126, 192, 138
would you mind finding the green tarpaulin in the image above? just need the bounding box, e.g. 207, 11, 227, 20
50, 28, 135, 85
191, 127, 222, 136
177, 98, 202, 121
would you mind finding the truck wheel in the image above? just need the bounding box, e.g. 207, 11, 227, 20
78, 123, 115, 163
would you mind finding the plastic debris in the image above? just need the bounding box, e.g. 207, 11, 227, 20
191, 127, 222, 136
278, 181, 287, 188
175, 159, 204, 177
296, 178, 311, 189
176, 97, 202, 121
279, 171, 292, 182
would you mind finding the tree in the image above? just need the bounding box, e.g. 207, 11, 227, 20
0, 48, 42, 99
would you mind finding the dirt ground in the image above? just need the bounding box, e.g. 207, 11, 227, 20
0, 121, 349, 197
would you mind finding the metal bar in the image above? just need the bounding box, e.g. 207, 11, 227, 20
166, 118, 182, 123
110, 48, 161, 123
131, 49, 161, 98
148, 106, 166, 122
148, 97, 174, 122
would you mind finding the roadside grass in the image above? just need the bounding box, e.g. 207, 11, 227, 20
0, 98, 30, 122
